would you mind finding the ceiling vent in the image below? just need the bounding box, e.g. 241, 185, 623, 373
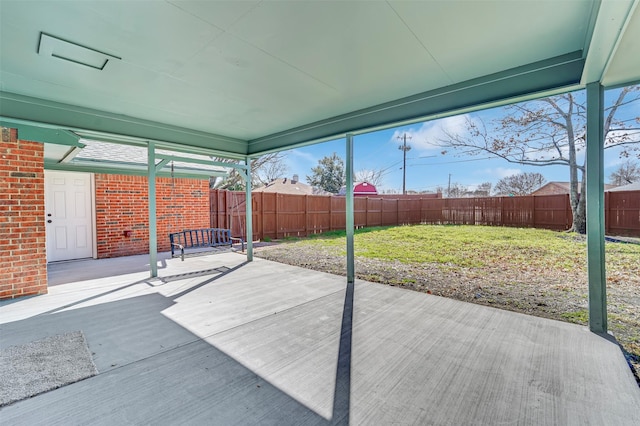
37, 32, 120, 70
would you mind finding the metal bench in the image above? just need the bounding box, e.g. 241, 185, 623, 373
169, 228, 244, 261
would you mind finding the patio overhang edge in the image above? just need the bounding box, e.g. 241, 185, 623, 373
1, 117, 249, 163
0, 91, 248, 157
246, 52, 586, 156
0, 119, 83, 147
43, 159, 226, 179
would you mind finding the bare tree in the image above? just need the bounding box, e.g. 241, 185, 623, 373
446, 182, 468, 198
211, 152, 288, 190
438, 85, 639, 233
355, 168, 385, 187
256, 155, 289, 186
494, 172, 546, 196
609, 160, 640, 185
474, 182, 492, 197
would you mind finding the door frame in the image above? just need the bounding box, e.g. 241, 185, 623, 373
44, 170, 97, 262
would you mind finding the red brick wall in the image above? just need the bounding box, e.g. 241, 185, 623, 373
95, 174, 210, 258
0, 128, 47, 299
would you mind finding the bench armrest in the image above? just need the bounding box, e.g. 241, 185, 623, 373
171, 242, 185, 261
230, 237, 245, 252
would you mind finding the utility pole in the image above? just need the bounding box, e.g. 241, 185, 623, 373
447, 173, 452, 198
397, 133, 412, 195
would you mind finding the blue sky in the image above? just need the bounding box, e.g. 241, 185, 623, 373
279, 86, 639, 193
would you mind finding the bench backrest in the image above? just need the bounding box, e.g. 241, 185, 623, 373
169, 228, 232, 249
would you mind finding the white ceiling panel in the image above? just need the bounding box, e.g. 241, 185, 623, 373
175, 32, 342, 136
389, 0, 595, 83
1, 0, 639, 155
168, 0, 262, 32
0, 1, 222, 76
226, 1, 451, 100
602, 2, 640, 87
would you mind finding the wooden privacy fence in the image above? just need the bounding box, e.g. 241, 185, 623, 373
209, 190, 640, 239
606, 191, 640, 237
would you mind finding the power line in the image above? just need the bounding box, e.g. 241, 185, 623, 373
409, 156, 496, 166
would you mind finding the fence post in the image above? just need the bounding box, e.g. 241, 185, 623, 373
225, 190, 230, 234
304, 194, 308, 237
275, 193, 280, 239
566, 194, 572, 230
604, 191, 610, 235
365, 197, 369, 228
531, 196, 536, 229
472, 198, 476, 225
253, 192, 264, 241
329, 196, 333, 232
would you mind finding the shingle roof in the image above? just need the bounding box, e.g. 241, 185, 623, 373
74, 140, 226, 173
253, 177, 323, 195
607, 182, 640, 191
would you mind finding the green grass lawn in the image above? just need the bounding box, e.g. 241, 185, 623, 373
307, 225, 639, 276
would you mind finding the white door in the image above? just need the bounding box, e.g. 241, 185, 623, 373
45, 171, 94, 262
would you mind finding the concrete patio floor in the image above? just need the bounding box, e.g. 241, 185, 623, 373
1, 252, 639, 425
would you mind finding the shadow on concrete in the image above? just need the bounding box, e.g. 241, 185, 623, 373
47, 254, 170, 286
1, 265, 354, 424
330, 280, 354, 425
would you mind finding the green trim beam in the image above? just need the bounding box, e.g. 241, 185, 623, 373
74, 129, 247, 160
0, 120, 83, 147
44, 159, 224, 179
248, 52, 585, 154
148, 142, 158, 278
1, 91, 247, 156
245, 157, 253, 262
345, 134, 355, 284
156, 154, 248, 171
586, 82, 607, 334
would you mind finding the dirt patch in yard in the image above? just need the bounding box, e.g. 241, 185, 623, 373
255, 240, 640, 384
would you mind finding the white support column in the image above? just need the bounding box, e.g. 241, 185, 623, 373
245, 157, 253, 262
148, 142, 158, 277
346, 134, 355, 284
586, 82, 607, 333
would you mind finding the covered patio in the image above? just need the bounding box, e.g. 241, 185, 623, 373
2, 0, 639, 333
1, 1, 640, 423
1, 252, 639, 424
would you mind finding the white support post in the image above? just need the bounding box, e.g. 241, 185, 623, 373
586, 81, 607, 333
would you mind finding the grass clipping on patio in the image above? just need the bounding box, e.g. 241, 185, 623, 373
255, 225, 640, 378
0, 331, 98, 407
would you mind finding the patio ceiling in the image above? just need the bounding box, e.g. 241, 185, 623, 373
1, 0, 639, 158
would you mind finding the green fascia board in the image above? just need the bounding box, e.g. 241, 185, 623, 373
0, 91, 247, 156
155, 153, 245, 171
0, 119, 83, 147
74, 129, 248, 160
248, 52, 586, 155
44, 159, 226, 179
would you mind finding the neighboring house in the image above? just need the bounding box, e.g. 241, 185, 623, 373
354, 181, 378, 196
338, 181, 378, 197
531, 181, 617, 196
606, 182, 640, 192
253, 175, 318, 195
